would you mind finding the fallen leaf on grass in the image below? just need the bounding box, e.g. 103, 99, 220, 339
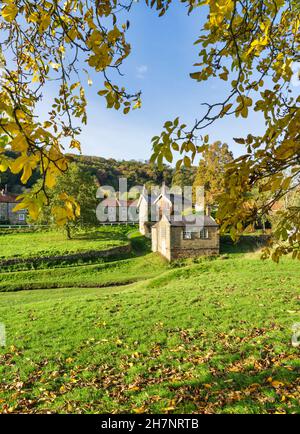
133, 406, 147, 414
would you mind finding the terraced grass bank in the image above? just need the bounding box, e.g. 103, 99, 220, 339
0, 231, 299, 414
0, 252, 167, 291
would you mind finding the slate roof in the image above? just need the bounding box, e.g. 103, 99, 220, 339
0, 193, 19, 203
169, 215, 218, 227
101, 198, 138, 207
153, 215, 219, 228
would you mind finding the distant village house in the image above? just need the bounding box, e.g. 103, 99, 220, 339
0, 190, 27, 225
137, 184, 220, 261
98, 196, 138, 223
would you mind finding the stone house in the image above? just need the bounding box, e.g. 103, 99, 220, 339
97, 197, 138, 223
152, 214, 219, 261
136, 186, 159, 236
153, 188, 193, 220
137, 184, 220, 260
0, 191, 27, 225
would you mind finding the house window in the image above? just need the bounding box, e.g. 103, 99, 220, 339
18, 213, 26, 222
183, 231, 192, 240
200, 228, 209, 239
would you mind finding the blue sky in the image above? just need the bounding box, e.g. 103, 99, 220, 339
62, 2, 267, 163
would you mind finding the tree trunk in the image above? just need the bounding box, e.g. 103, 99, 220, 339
66, 225, 72, 240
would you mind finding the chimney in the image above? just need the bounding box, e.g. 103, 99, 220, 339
206, 204, 211, 217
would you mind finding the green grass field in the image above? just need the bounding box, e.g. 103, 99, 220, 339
0, 227, 128, 260
0, 229, 299, 414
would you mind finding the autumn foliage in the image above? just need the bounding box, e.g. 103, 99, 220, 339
0, 0, 299, 259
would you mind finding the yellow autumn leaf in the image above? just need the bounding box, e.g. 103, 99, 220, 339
52, 205, 68, 226
28, 201, 40, 220
45, 171, 57, 189
0, 161, 8, 172
219, 71, 228, 81
133, 406, 146, 414
32, 73, 39, 83
162, 406, 175, 412
133, 99, 142, 110
10, 155, 28, 174
21, 163, 33, 184
271, 380, 285, 388
55, 157, 68, 172
1, 1, 18, 22
10, 134, 28, 152
58, 45, 65, 55
65, 28, 77, 44
74, 202, 81, 217
247, 35, 269, 56
38, 14, 51, 33
70, 139, 81, 151
49, 61, 60, 71
59, 192, 69, 201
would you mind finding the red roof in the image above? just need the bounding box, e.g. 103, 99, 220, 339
0, 194, 19, 203
101, 198, 120, 207
101, 198, 138, 207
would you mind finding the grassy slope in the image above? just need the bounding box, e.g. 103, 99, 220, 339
0, 253, 167, 291
0, 234, 299, 414
0, 227, 128, 260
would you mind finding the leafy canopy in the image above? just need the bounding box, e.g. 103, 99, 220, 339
193, 142, 233, 208
0, 0, 140, 220
32, 163, 99, 232
0, 0, 299, 259
150, 0, 300, 260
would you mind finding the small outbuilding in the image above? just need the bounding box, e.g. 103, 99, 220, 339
152, 214, 219, 261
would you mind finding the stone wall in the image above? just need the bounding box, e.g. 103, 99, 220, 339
172, 226, 219, 247
152, 217, 172, 261
169, 226, 219, 260
170, 247, 219, 260
0, 243, 132, 270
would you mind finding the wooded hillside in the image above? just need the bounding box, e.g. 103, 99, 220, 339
0, 152, 197, 193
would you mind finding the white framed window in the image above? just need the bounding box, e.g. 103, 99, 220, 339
18, 213, 26, 221
183, 231, 192, 240
200, 228, 209, 239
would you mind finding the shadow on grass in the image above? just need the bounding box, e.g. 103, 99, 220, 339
168, 364, 299, 413
73, 227, 130, 242
0, 233, 151, 273
129, 234, 151, 256
220, 235, 270, 255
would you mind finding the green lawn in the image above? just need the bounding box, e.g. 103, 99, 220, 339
0, 227, 129, 260
0, 232, 299, 414
0, 253, 167, 291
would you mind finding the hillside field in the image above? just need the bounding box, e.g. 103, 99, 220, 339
0, 227, 129, 260
0, 228, 299, 414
